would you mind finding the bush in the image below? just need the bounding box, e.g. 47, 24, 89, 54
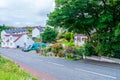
66, 46, 74, 53
57, 50, 64, 57
74, 47, 84, 56
51, 43, 63, 56
113, 50, 120, 59
84, 43, 96, 56
57, 38, 68, 43
34, 38, 42, 42
64, 46, 74, 58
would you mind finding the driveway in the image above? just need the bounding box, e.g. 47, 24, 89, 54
0, 48, 120, 80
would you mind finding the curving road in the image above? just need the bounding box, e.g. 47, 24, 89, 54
0, 48, 120, 80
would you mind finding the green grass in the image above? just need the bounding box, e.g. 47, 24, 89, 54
60, 42, 74, 46
65, 57, 81, 61
0, 39, 2, 43
0, 56, 37, 80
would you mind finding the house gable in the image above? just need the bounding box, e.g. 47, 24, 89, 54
32, 28, 40, 38
74, 34, 87, 46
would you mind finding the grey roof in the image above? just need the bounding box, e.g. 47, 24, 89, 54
74, 34, 87, 37
5, 28, 28, 34
37, 27, 45, 32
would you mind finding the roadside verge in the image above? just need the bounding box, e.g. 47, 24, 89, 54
0, 54, 57, 80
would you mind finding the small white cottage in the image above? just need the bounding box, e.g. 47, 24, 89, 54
32, 27, 45, 38
1, 28, 34, 48
74, 34, 87, 46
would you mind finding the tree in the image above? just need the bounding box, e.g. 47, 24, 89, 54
47, 0, 120, 58
65, 32, 74, 42
0, 24, 10, 35
41, 28, 58, 43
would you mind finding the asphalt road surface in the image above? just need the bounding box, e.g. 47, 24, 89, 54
0, 48, 120, 80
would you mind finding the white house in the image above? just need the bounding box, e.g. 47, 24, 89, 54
32, 27, 45, 38
74, 34, 87, 46
1, 28, 34, 48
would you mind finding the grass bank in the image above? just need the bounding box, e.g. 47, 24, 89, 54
0, 56, 37, 80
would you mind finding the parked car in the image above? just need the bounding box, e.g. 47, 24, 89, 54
22, 42, 46, 52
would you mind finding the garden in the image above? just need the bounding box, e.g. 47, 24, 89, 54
34, 24, 120, 60
33, 27, 85, 60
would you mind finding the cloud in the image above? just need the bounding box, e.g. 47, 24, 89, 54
0, 0, 55, 27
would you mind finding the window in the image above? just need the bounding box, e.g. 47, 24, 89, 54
10, 37, 12, 40
10, 43, 12, 46
37, 35, 39, 37
3, 37, 5, 40
82, 38, 87, 42
24, 43, 26, 46
77, 37, 81, 42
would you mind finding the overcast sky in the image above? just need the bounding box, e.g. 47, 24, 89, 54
0, 0, 55, 27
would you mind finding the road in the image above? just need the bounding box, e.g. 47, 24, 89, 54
0, 48, 120, 80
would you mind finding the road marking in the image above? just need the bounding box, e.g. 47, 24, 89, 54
75, 68, 117, 79
48, 62, 64, 67
39, 60, 43, 62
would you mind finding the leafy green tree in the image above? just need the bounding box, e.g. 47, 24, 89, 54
0, 24, 10, 36
65, 32, 74, 42
41, 28, 58, 43
47, 0, 120, 58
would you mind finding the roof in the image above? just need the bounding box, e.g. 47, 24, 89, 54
6, 39, 9, 42
5, 34, 25, 42
5, 28, 28, 34
5, 34, 23, 36
14, 35, 23, 42
74, 34, 87, 37
36, 27, 45, 32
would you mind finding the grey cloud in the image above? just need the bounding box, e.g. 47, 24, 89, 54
0, 0, 55, 27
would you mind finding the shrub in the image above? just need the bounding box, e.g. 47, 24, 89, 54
66, 46, 74, 53
34, 38, 42, 42
57, 38, 68, 43
74, 47, 83, 56
64, 46, 74, 58
65, 53, 74, 58
84, 43, 95, 56
51, 43, 63, 56
57, 50, 64, 57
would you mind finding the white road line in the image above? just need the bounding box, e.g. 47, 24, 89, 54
48, 62, 64, 67
39, 60, 43, 62
75, 68, 117, 79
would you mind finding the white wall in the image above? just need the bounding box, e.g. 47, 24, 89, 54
74, 36, 87, 46
1, 42, 6, 47
15, 35, 34, 48
1, 36, 9, 48
32, 28, 40, 38
1, 30, 6, 39
8, 36, 18, 48
8, 42, 15, 48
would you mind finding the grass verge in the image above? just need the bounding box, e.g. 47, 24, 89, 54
0, 56, 37, 80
